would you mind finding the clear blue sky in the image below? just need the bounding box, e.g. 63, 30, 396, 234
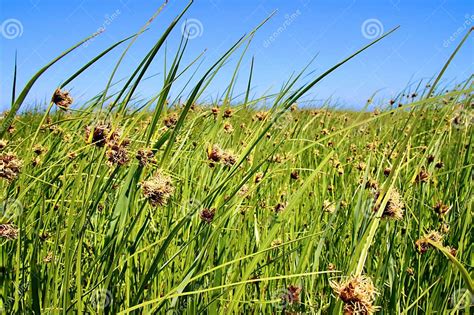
0, 0, 473, 110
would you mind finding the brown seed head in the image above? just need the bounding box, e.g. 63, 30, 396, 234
163, 113, 178, 128
223, 108, 233, 118
323, 200, 336, 213
199, 208, 216, 224
106, 143, 129, 166
136, 149, 155, 166
373, 188, 404, 220
254, 111, 268, 121
0, 223, 19, 239
0, 139, 8, 150
223, 122, 234, 133
254, 172, 263, 184
290, 170, 299, 180
330, 275, 379, 315
415, 231, 443, 254
0, 152, 22, 181
415, 169, 430, 184
433, 201, 450, 216
141, 172, 174, 207
281, 285, 302, 305
207, 145, 223, 163
52, 88, 73, 109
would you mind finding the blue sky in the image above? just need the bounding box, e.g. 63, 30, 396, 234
0, 0, 473, 110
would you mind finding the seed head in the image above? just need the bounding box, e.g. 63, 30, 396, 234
136, 149, 155, 166
222, 151, 236, 167
211, 107, 219, 117
330, 275, 379, 315
254, 111, 268, 121
0, 152, 22, 181
273, 202, 287, 213
43, 252, 54, 264
199, 208, 216, 224
415, 231, 443, 254
0, 139, 8, 150
290, 170, 299, 180
0, 223, 18, 239
67, 151, 77, 160
106, 143, 130, 166
373, 188, 404, 220
141, 172, 174, 207
323, 200, 336, 213
207, 145, 223, 163
254, 172, 264, 184
52, 88, 73, 109
33, 144, 46, 155
163, 113, 178, 128
433, 201, 451, 216
85, 124, 110, 147
281, 285, 302, 305
415, 169, 430, 184
223, 108, 233, 118
364, 179, 378, 191
223, 122, 234, 133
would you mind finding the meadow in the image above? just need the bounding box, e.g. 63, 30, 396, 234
0, 3, 473, 314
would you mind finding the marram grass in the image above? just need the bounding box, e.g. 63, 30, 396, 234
0, 2, 473, 314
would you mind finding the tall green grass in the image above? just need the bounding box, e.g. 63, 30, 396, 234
0, 2, 472, 314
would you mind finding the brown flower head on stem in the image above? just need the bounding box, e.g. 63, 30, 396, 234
106, 143, 130, 166
323, 200, 336, 213
254, 111, 268, 121
223, 108, 233, 118
207, 144, 223, 163
223, 122, 234, 133
211, 107, 219, 118
281, 285, 302, 305
254, 172, 263, 184
140, 171, 174, 207
330, 275, 379, 315
52, 88, 73, 109
0, 223, 18, 239
415, 168, 430, 184
373, 188, 404, 220
290, 170, 299, 180
0, 139, 8, 150
415, 231, 443, 254
222, 151, 236, 167
85, 124, 111, 147
199, 208, 216, 224
163, 113, 178, 128
433, 201, 451, 216
33, 144, 46, 155
0, 152, 22, 181
273, 202, 287, 213
136, 149, 155, 166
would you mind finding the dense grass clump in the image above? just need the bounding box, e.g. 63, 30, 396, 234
0, 2, 472, 314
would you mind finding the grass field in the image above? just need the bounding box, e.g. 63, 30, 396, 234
0, 3, 473, 314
